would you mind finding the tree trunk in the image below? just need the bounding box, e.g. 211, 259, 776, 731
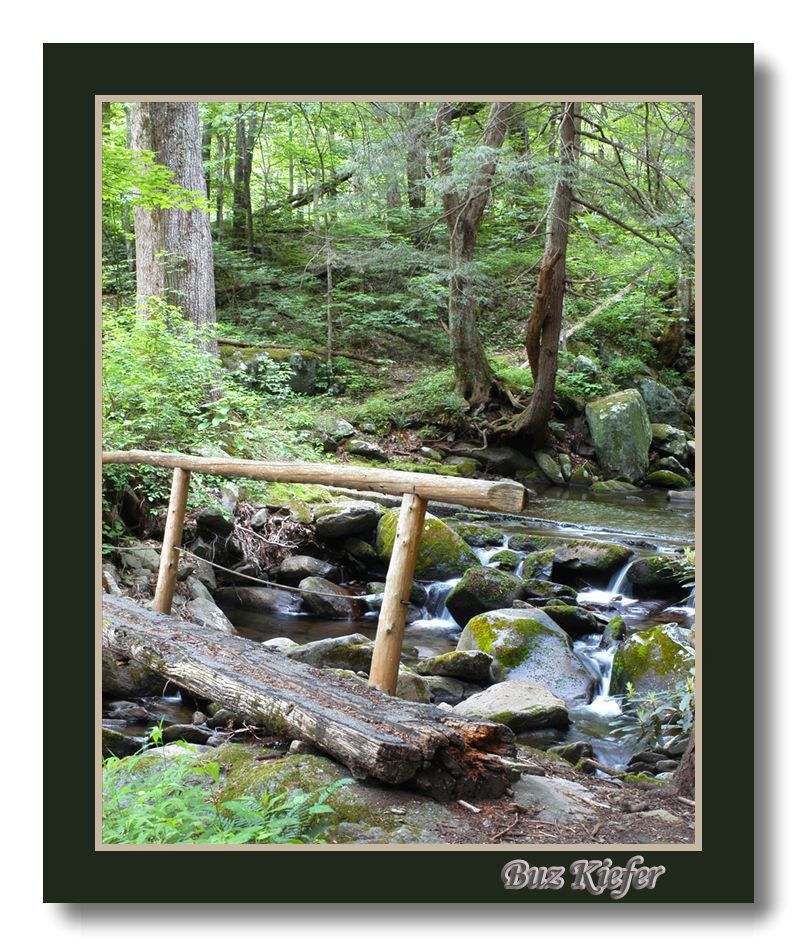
436, 101, 513, 405
102, 596, 518, 802
663, 731, 695, 799
514, 102, 580, 442
406, 102, 427, 243
214, 130, 225, 236
130, 102, 217, 354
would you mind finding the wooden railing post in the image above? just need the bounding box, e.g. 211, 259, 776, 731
368, 491, 428, 695
153, 468, 191, 614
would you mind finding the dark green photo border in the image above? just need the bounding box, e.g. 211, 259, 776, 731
43, 42, 754, 904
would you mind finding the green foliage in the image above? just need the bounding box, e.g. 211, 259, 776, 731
353, 368, 467, 433
611, 647, 695, 750
102, 745, 353, 845
102, 139, 209, 213
607, 355, 651, 388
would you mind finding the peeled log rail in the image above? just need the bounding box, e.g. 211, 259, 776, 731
101, 451, 527, 514
102, 597, 518, 802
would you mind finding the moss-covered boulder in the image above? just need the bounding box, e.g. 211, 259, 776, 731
610, 625, 692, 696
651, 456, 692, 480
650, 424, 691, 464
444, 456, 479, 476
534, 451, 565, 485
444, 520, 505, 547
519, 549, 557, 581
298, 577, 365, 620
551, 539, 632, 582
414, 649, 493, 684
453, 681, 569, 732
626, 554, 693, 594
524, 578, 578, 600
570, 464, 596, 487
457, 608, 598, 704
488, 549, 524, 571
601, 615, 627, 647
365, 580, 427, 607
645, 470, 692, 490
507, 533, 550, 552
444, 566, 524, 627
585, 389, 652, 482
376, 509, 479, 580
541, 605, 600, 638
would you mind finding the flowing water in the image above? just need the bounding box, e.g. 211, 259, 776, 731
218, 485, 695, 770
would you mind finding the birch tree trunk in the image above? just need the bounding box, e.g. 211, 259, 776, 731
130, 102, 217, 355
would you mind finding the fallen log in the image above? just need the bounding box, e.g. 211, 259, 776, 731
217, 338, 383, 367
101, 596, 518, 802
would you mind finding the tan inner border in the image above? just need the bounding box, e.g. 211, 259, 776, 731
95, 93, 701, 853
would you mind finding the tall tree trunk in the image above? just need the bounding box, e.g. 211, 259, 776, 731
232, 105, 248, 247
123, 105, 135, 272
215, 130, 225, 236
201, 120, 212, 199
514, 102, 580, 441
436, 101, 513, 405
406, 102, 426, 243
130, 102, 217, 355
663, 731, 695, 799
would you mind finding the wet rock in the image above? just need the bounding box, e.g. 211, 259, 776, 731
185, 598, 236, 635
488, 549, 523, 571
365, 581, 426, 607
376, 509, 479, 580
541, 605, 600, 638
524, 578, 578, 600
627, 554, 692, 593
261, 637, 300, 655
162, 723, 213, 745
591, 479, 642, 494
633, 378, 683, 426
534, 451, 565, 484
195, 505, 235, 537
102, 726, 146, 758
207, 708, 241, 730
395, 669, 431, 703
346, 440, 388, 462
422, 675, 468, 704
298, 576, 365, 621
570, 463, 597, 487
507, 533, 549, 552
102, 564, 123, 596
214, 586, 298, 613
610, 625, 692, 696
445, 520, 504, 547
104, 700, 149, 721
249, 507, 270, 530
586, 388, 652, 482
414, 649, 494, 684
445, 566, 524, 627
686, 391, 696, 416
420, 446, 444, 462
601, 615, 627, 646
457, 608, 598, 704
668, 489, 695, 503
454, 680, 569, 731
186, 576, 214, 602
287, 633, 374, 673
277, 555, 341, 586
314, 500, 384, 539
551, 539, 632, 582
550, 741, 596, 765
650, 423, 691, 464
519, 549, 556, 581
558, 454, 572, 481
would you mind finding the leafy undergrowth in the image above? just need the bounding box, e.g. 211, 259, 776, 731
102, 744, 352, 845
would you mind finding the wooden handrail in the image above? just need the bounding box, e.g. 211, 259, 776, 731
101, 450, 526, 514
102, 448, 527, 697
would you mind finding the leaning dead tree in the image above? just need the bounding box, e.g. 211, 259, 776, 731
102, 597, 518, 802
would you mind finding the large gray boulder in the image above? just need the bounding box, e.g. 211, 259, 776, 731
453, 680, 569, 732
634, 378, 683, 426
276, 555, 341, 586
314, 500, 384, 539
585, 389, 652, 482
457, 608, 598, 704
298, 577, 365, 620
414, 650, 494, 684
185, 598, 236, 635
551, 539, 632, 582
444, 566, 524, 628
287, 633, 374, 672
610, 625, 692, 696
447, 444, 537, 475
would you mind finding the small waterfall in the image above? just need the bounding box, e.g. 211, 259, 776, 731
411, 578, 459, 631
608, 559, 634, 596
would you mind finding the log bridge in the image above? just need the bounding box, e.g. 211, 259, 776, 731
102, 450, 527, 799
